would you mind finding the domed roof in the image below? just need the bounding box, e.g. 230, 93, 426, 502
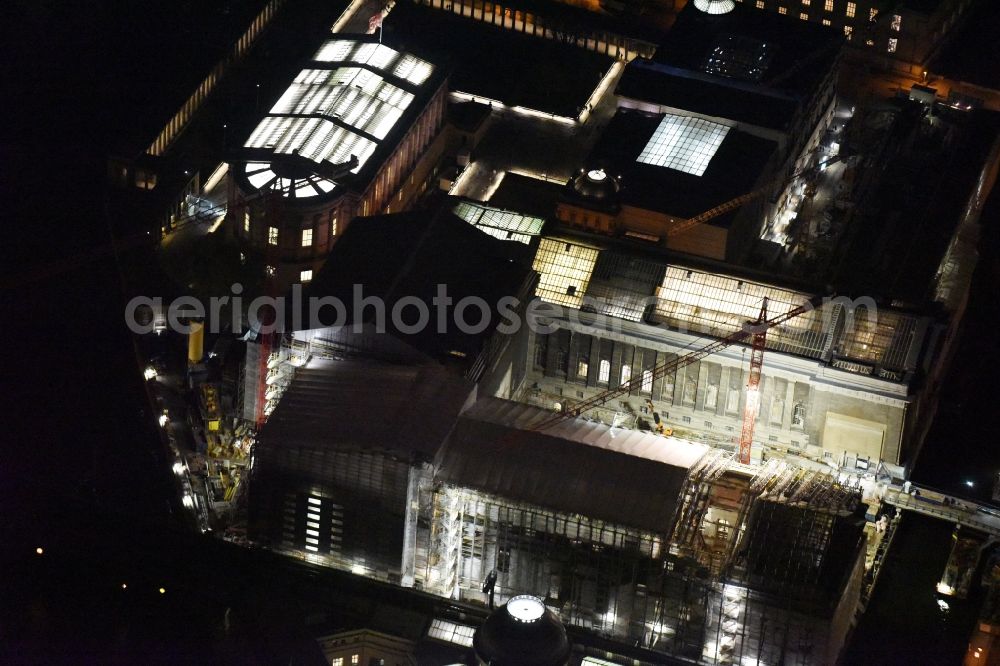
693, 0, 736, 14
570, 167, 621, 202
473, 596, 570, 666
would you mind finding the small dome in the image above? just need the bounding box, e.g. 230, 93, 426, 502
694, 0, 736, 14
473, 596, 570, 666
570, 167, 620, 202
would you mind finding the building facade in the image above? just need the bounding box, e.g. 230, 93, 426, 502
502, 236, 933, 470
228, 37, 448, 289
733, 0, 975, 75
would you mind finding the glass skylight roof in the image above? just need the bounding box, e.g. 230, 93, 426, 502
452, 201, 545, 244
243, 162, 338, 199
532, 238, 600, 309
241, 38, 434, 197
636, 115, 731, 177
313, 40, 434, 86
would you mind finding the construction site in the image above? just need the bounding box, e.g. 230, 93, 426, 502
94, 0, 1000, 663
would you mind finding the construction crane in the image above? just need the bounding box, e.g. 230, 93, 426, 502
738, 298, 768, 464
666, 152, 847, 239
531, 295, 822, 464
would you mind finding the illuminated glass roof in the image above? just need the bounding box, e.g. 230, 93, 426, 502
693, 0, 736, 13
243, 162, 339, 199
452, 201, 545, 244
532, 238, 599, 309
636, 114, 731, 177
241, 38, 435, 198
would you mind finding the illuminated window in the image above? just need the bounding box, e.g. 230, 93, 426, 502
801, 0, 809, 5
531, 238, 599, 308
800, 12, 808, 19
599, 359, 611, 383
300, 269, 313, 282
890, 14, 901, 31
301, 228, 313, 246
779, 6, 787, 13
332, 659, 343, 666
266, 265, 276, 277
637, 114, 730, 177
351, 657, 359, 665
822, 18, 831, 25
577, 359, 589, 377
268, 226, 279, 245
865, 38, 874, 46
642, 370, 653, 393
756, 0, 764, 8
823, 0, 832, 11
844, 25, 853, 38
243, 211, 250, 233
846, 1, 855, 17
869, 7, 877, 21
887, 37, 897, 52
331, 216, 338, 236
620, 364, 631, 386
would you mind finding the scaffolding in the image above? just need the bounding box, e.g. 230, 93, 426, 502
421, 457, 865, 664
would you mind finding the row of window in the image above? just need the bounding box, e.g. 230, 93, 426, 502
244, 211, 340, 248
748, 0, 902, 31
330, 656, 359, 665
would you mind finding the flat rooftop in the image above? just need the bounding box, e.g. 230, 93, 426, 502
383, 0, 614, 117
589, 107, 778, 222
655, 2, 841, 99
618, 2, 841, 131
488, 172, 566, 217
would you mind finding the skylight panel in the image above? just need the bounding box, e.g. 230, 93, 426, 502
636, 115, 731, 177
532, 238, 599, 308
452, 202, 544, 244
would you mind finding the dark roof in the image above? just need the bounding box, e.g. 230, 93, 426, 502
434, 399, 708, 534
301, 209, 532, 361
654, 2, 842, 99
617, 60, 799, 131
384, 1, 614, 117
257, 358, 473, 463
449, 101, 492, 133
589, 107, 777, 222
489, 173, 566, 218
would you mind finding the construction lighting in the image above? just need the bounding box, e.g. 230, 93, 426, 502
966, 480, 975, 488
143, 366, 158, 380
35, 547, 43, 556
936, 582, 954, 595
158, 414, 169, 427
172, 462, 185, 475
